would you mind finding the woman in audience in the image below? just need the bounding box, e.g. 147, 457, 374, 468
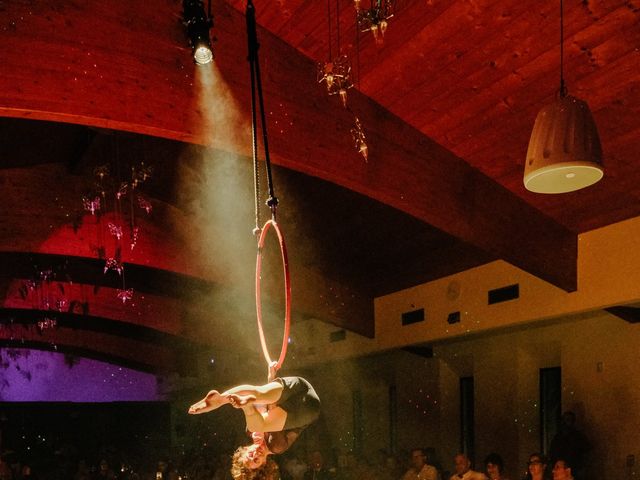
484, 453, 509, 480
523, 453, 550, 480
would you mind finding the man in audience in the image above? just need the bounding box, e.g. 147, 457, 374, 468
551, 459, 574, 480
403, 448, 439, 480
549, 411, 590, 480
449, 453, 487, 480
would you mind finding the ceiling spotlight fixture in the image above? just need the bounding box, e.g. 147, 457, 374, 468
183, 0, 214, 65
524, 0, 603, 194
318, 0, 353, 107
355, 0, 393, 45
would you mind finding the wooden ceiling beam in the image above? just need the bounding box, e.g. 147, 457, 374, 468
0, 0, 577, 291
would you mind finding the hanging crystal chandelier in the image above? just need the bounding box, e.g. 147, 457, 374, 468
318, 0, 353, 107
318, 54, 353, 108
355, 0, 393, 45
351, 116, 368, 161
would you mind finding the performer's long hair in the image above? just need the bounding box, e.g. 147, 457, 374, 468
231, 446, 280, 480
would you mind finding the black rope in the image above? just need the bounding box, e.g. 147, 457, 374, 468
249, 28, 261, 234
246, 0, 278, 231
336, 0, 341, 55
327, 0, 332, 60
559, 0, 567, 97
356, 13, 361, 89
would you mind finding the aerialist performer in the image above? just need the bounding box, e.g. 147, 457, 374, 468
189, 362, 320, 479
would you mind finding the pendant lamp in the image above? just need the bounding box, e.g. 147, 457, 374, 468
524, 0, 603, 194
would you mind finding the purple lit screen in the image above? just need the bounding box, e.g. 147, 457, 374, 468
0, 348, 165, 402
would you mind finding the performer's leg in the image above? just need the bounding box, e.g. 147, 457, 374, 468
189, 381, 283, 414
223, 381, 284, 406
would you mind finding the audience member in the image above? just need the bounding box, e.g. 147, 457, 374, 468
523, 453, 549, 480
484, 453, 508, 480
548, 412, 590, 479
96, 458, 116, 479
551, 459, 573, 480
403, 448, 439, 480
380, 452, 403, 480
283, 454, 307, 480
449, 454, 487, 480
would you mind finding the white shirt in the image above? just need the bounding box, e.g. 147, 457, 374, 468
449, 470, 487, 480
403, 464, 439, 480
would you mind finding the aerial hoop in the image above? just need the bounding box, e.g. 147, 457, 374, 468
255, 219, 291, 373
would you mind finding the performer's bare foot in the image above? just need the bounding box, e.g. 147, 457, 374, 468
228, 393, 257, 408
188, 390, 228, 414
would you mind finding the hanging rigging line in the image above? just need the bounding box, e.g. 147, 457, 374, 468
246, 0, 291, 375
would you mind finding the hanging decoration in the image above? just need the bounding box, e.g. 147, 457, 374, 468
318, 0, 353, 108
81, 137, 153, 303
350, 116, 368, 161
354, 0, 394, 45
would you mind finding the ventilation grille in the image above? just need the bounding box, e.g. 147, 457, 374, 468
329, 329, 346, 342
401, 308, 424, 326
488, 284, 519, 305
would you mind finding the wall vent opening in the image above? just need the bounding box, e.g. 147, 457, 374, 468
402, 308, 424, 326
329, 329, 346, 342
447, 311, 461, 324
488, 284, 519, 305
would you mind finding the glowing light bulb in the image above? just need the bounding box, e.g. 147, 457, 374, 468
194, 44, 213, 65
371, 24, 379, 43
326, 73, 334, 89
339, 88, 348, 107
359, 141, 368, 161
380, 19, 388, 36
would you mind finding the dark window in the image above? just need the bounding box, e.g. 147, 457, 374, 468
540, 367, 561, 454
460, 376, 475, 460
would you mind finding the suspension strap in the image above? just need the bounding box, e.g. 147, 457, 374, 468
247, 0, 278, 235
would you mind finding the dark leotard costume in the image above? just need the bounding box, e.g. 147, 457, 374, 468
265, 376, 320, 454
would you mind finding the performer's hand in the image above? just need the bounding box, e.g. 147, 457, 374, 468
268, 361, 278, 382
251, 431, 265, 444
188, 390, 227, 414
228, 393, 257, 408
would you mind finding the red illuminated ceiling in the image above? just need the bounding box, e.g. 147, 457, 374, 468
0, 0, 638, 371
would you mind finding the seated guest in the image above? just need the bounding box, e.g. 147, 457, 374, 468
403, 448, 439, 480
449, 454, 487, 480
551, 459, 574, 480
484, 453, 509, 480
523, 453, 549, 480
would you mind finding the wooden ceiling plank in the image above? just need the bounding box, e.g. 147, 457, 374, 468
397, 3, 625, 130
414, 6, 637, 141
0, 0, 577, 293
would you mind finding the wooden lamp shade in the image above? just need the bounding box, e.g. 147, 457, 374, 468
524, 95, 603, 194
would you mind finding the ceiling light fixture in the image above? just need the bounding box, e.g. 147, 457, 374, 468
355, 0, 393, 45
524, 0, 603, 194
183, 0, 214, 65
318, 0, 353, 107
